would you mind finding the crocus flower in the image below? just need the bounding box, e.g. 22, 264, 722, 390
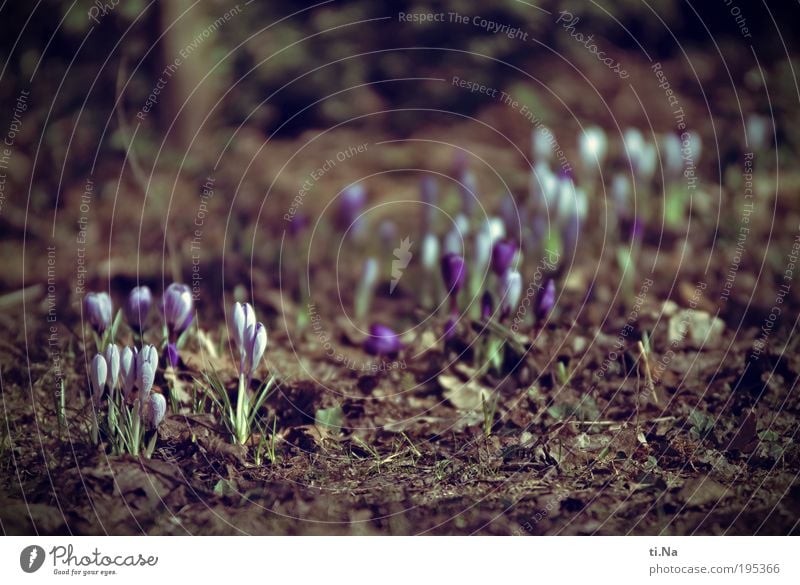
662, 133, 683, 177
746, 114, 769, 151
355, 257, 379, 319
623, 128, 656, 181
337, 183, 366, 235
163, 283, 193, 339
136, 344, 158, 398
104, 344, 120, 390
491, 239, 517, 277
245, 322, 267, 375
379, 219, 397, 250
84, 292, 113, 334
288, 213, 309, 238
363, 323, 402, 356
474, 229, 493, 275
536, 279, 556, 322
441, 253, 466, 311
126, 286, 152, 331
611, 174, 630, 219
459, 170, 478, 217
421, 233, 439, 272
420, 176, 438, 231
499, 270, 523, 319
532, 126, 554, 162
443, 228, 463, 256
142, 393, 167, 430
232, 302, 256, 349
120, 346, 137, 398
685, 130, 702, 164
90, 353, 107, 402
579, 125, 607, 169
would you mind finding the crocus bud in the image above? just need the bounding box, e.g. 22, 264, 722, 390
104, 344, 120, 390
337, 183, 366, 233
379, 219, 397, 250
481, 291, 493, 321
163, 283, 193, 337
126, 286, 152, 331
120, 346, 137, 398
363, 323, 402, 356
685, 130, 702, 164
443, 228, 463, 256
421, 234, 439, 271
491, 239, 517, 277
137, 344, 158, 398
474, 230, 493, 274
288, 213, 309, 238
232, 302, 256, 349
483, 217, 506, 245
536, 279, 556, 322
746, 114, 769, 151
142, 393, 167, 430
580, 125, 607, 169
532, 126, 554, 161
441, 253, 466, 299
84, 292, 113, 334
459, 170, 478, 217
420, 176, 438, 231
246, 322, 268, 373
611, 173, 631, 217
90, 353, 107, 402
499, 270, 523, 319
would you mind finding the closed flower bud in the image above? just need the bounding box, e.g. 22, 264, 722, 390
120, 346, 137, 398
474, 230, 493, 273
163, 283, 193, 337
337, 183, 366, 233
421, 234, 439, 271
746, 114, 769, 151
580, 125, 607, 169
232, 302, 256, 349
499, 270, 523, 319
84, 292, 113, 334
441, 253, 466, 297
491, 239, 517, 277
420, 176, 438, 232
536, 279, 556, 322
246, 322, 268, 373
142, 393, 167, 430
443, 228, 463, 256
126, 286, 152, 331
137, 344, 158, 398
90, 353, 107, 401
363, 323, 402, 356
104, 344, 120, 390
532, 126, 554, 161
459, 170, 478, 217
662, 133, 683, 176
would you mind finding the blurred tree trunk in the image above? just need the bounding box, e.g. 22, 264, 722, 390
160, 0, 219, 150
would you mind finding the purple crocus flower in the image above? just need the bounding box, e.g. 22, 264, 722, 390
142, 393, 167, 430
163, 283, 193, 339
536, 279, 556, 322
90, 353, 107, 403
337, 183, 366, 234
84, 292, 113, 334
245, 322, 268, 375
288, 213, 309, 238
126, 285, 152, 332
136, 344, 158, 398
491, 239, 517, 277
363, 323, 402, 356
440, 253, 466, 312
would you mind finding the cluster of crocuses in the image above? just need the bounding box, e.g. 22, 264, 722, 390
88, 343, 164, 457
82, 282, 194, 454
83, 282, 194, 366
